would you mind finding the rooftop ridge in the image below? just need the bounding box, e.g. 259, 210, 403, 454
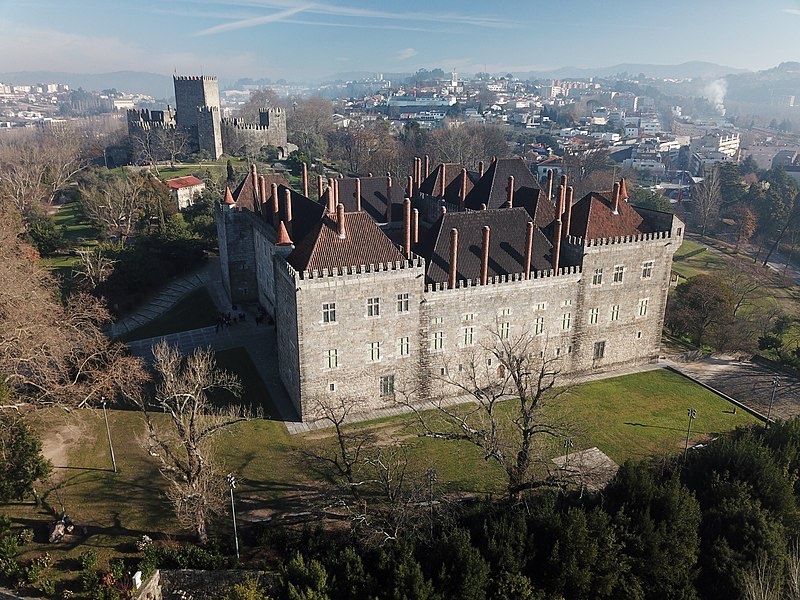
173, 75, 217, 81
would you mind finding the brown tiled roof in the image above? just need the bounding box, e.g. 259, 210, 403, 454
287, 211, 405, 273
463, 157, 541, 210
268, 185, 326, 246
166, 175, 204, 189
415, 207, 552, 285
567, 191, 647, 240
336, 177, 394, 223
231, 172, 288, 212
419, 163, 467, 198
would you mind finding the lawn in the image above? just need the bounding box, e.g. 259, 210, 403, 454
2, 368, 758, 589
41, 201, 100, 277
671, 239, 728, 280
121, 288, 219, 342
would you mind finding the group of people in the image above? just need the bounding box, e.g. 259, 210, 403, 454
214, 304, 272, 332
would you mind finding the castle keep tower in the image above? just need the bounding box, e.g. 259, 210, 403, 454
173, 75, 223, 159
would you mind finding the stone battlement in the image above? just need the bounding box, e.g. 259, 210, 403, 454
287, 256, 425, 281
222, 118, 275, 130
173, 75, 217, 81
424, 264, 582, 292
566, 230, 672, 248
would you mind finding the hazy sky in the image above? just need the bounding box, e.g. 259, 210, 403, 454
1, 0, 799, 80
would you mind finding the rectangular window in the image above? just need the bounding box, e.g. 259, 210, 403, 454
534, 316, 545, 335
638, 298, 649, 317
562, 299, 572, 307
641, 261, 654, 279
500, 308, 511, 316
589, 308, 599, 325
499, 322, 510, 339
432, 331, 444, 351
562, 312, 571, 330
329, 382, 337, 392
380, 374, 395, 397
592, 268, 603, 285
325, 348, 338, 369
611, 304, 620, 321
593, 341, 606, 359
463, 313, 474, 321
431, 316, 443, 325
369, 341, 381, 362
367, 297, 380, 317
463, 326, 475, 346
322, 302, 336, 323
613, 265, 625, 283
534, 302, 547, 311
397, 336, 410, 357
396, 293, 409, 313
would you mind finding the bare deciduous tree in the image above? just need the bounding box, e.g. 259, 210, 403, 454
400, 328, 574, 501
693, 167, 722, 237
78, 170, 152, 242
137, 341, 248, 543
0, 127, 87, 216
237, 88, 281, 123
425, 123, 509, 170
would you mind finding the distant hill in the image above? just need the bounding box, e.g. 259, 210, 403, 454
725, 62, 800, 104
0, 71, 174, 99
516, 61, 747, 81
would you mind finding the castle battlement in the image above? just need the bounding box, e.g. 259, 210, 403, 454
424, 264, 582, 293
287, 256, 425, 281
584, 230, 672, 247
198, 105, 220, 113
222, 119, 273, 130
173, 75, 217, 81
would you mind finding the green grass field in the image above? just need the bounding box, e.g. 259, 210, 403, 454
671, 239, 728, 280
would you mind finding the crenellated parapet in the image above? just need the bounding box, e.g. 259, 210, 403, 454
287, 255, 425, 281
424, 264, 582, 293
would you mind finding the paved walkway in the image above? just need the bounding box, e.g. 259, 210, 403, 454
110, 257, 220, 339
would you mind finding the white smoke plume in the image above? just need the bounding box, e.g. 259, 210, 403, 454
704, 79, 727, 116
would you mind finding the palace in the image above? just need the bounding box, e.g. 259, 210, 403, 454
216, 157, 684, 421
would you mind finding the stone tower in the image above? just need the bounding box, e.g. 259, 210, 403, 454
173, 75, 222, 159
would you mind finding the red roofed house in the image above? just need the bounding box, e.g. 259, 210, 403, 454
166, 175, 206, 210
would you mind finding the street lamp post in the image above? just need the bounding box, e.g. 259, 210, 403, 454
684, 408, 697, 461
226, 474, 240, 560
101, 397, 117, 473
767, 376, 781, 426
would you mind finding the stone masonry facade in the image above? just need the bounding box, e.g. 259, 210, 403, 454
216, 160, 684, 422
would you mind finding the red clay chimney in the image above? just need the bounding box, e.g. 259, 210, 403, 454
334, 178, 340, 205
481, 225, 490, 285
355, 178, 362, 212
524, 221, 534, 279
460, 167, 467, 210
507, 175, 515, 208
449, 228, 459, 289
336, 203, 345, 239
619, 177, 628, 201
478, 160, 484, 177
546, 169, 554, 202
318, 175, 324, 201
440, 206, 447, 216
565, 186, 574, 238
440, 164, 447, 198
386, 176, 393, 223
284, 188, 293, 236
407, 175, 414, 199
412, 208, 419, 244
612, 181, 620, 214
553, 186, 563, 273
424, 154, 430, 178
302, 162, 309, 197
327, 178, 336, 213
270, 183, 279, 226
403, 198, 412, 258
258, 176, 266, 212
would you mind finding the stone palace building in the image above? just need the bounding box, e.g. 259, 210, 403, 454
216, 157, 684, 421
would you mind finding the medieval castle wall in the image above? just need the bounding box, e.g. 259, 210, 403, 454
197, 106, 223, 159
221, 108, 289, 157
173, 76, 219, 130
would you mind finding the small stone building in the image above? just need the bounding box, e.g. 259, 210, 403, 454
166, 175, 206, 210
217, 159, 684, 421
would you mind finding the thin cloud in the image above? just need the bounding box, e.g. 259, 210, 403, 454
783, 8, 800, 14
396, 48, 418, 60
195, 4, 311, 35
189, 0, 519, 36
